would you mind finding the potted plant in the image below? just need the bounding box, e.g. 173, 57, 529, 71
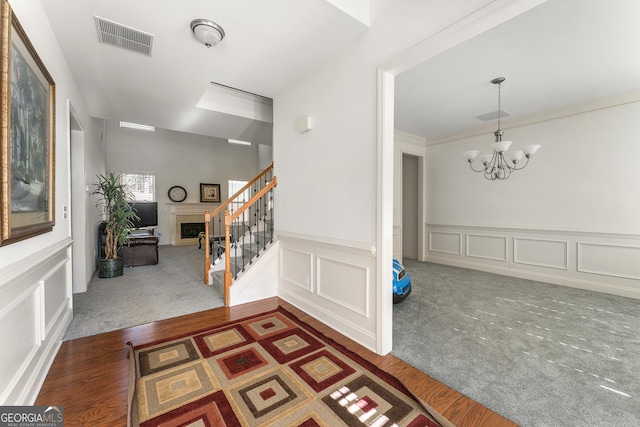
93, 172, 139, 278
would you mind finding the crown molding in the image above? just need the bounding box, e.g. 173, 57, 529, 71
426, 90, 640, 146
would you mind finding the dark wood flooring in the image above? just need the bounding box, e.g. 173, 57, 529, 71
36, 298, 518, 426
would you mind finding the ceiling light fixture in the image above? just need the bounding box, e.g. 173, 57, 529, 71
462, 77, 541, 181
190, 19, 225, 48
228, 139, 252, 146
119, 121, 155, 131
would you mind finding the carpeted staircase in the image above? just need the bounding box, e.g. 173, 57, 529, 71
209, 222, 275, 287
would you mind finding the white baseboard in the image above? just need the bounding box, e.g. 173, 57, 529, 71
278, 288, 377, 352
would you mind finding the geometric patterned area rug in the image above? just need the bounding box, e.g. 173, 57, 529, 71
127, 307, 444, 427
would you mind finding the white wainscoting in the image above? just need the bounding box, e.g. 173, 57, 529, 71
393, 225, 402, 260
577, 242, 640, 281
0, 239, 73, 404
425, 224, 640, 300
515, 238, 568, 270
280, 247, 314, 292
428, 231, 462, 255
277, 232, 377, 351
466, 234, 507, 261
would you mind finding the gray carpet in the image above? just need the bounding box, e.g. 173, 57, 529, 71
64, 244, 224, 340
392, 260, 640, 427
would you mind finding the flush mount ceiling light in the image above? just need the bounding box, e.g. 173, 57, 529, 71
119, 121, 155, 131
462, 77, 541, 181
228, 139, 252, 146
190, 19, 225, 48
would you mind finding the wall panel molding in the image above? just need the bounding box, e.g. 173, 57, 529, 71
279, 247, 313, 291
426, 222, 640, 239
425, 223, 640, 300
277, 232, 377, 351
514, 237, 568, 270
317, 256, 369, 317
428, 231, 462, 255
577, 242, 640, 280
0, 239, 72, 404
393, 224, 402, 259
0, 239, 72, 289
466, 234, 507, 261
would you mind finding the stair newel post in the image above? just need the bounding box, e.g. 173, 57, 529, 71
224, 208, 233, 306
204, 210, 211, 285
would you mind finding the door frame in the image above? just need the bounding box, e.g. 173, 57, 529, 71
375, 0, 548, 354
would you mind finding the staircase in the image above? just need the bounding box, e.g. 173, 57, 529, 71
203, 163, 277, 305
209, 218, 274, 282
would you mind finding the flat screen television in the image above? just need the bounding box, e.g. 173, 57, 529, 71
130, 202, 158, 228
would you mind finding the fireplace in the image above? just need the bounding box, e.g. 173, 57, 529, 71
168, 204, 210, 245
181, 222, 205, 239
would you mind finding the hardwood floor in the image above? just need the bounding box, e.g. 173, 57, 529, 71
36, 298, 518, 427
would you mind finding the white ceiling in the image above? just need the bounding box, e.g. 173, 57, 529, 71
40, 0, 368, 145
394, 0, 640, 141
40, 0, 640, 145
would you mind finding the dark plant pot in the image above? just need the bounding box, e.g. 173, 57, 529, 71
98, 257, 124, 278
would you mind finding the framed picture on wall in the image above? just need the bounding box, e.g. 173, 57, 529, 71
0, 0, 56, 246
200, 183, 220, 203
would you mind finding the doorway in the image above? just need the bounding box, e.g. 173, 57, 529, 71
402, 154, 419, 260
376, 1, 541, 354
69, 104, 87, 293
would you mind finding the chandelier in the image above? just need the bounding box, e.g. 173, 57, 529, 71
462, 77, 541, 181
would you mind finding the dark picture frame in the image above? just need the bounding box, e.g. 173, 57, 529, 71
200, 183, 220, 203
0, 0, 56, 246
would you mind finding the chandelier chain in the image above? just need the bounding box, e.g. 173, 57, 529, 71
497, 82, 502, 131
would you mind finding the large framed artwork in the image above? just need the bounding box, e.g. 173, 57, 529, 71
0, 0, 56, 246
200, 183, 220, 203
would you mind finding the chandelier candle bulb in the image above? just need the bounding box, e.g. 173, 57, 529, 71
462, 150, 480, 162
523, 144, 541, 157
510, 150, 524, 163
479, 154, 493, 165
491, 140, 512, 154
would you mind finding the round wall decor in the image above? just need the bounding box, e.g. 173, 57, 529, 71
168, 185, 187, 202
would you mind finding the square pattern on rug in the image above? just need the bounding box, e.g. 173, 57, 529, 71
129, 308, 441, 427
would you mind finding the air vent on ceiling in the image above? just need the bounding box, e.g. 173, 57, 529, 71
475, 109, 511, 122
94, 16, 153, 57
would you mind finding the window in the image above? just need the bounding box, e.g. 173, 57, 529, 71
228, 180, 249, 215
121, 173, 155, 201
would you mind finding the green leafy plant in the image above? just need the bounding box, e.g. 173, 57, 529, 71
93, 172, 139, 259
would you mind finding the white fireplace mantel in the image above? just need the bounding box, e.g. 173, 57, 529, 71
168, 203, 219, 245
168, 202, 219, 216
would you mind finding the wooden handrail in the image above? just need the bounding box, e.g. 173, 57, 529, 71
204, 162, 274, 285
222, 177, 278, 305
227, 177, 277, 224
209, 162, 274, 218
